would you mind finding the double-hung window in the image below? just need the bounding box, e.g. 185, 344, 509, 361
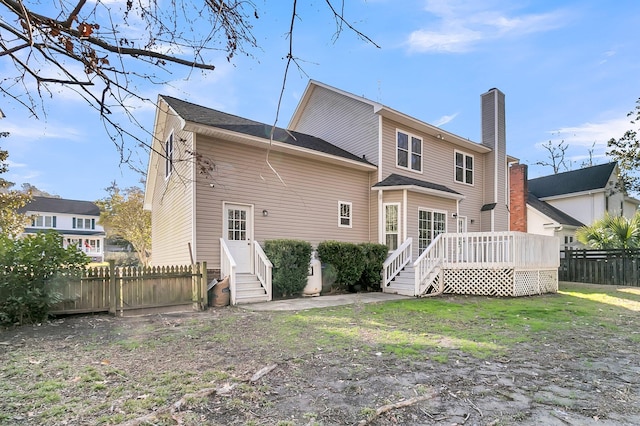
384, 203, 400, 251
455, 151, 473, 185
397, 130, 422, 172
165, 133, 174, 178
338, 201, 352, 228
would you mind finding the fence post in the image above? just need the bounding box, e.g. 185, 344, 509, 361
201, 262, 208, 309
108, 260, 116, 315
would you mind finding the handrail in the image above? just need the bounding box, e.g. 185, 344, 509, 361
382, 237, 412, 287
253, 241, 273, 302
219, 238, 237, 305
413, 233, 444, 295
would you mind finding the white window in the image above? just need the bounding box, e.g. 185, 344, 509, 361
418, 209, 447, 253
455, 151, 474, 185
32, 215, 56, 228
338, 201, 352, 228
73, 217, 95, 230
384, 203, 400, 251
397, 130, 422, 172
165, 133, 174, 178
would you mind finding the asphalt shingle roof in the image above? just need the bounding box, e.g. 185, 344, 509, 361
372, 174, 461, 196
527, 193, 584, 227
528, 162, 616, 198
161, 95, 372, 165
18, 196, 100, 216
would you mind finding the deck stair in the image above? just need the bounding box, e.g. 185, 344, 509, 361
235, 273, 269, 304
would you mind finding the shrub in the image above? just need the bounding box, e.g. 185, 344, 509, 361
358, 243, 389, 291
317, 241, 366, 291
263, 239, 312, 298
0, 231, 89, 325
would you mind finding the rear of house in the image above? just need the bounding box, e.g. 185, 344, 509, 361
144, 81, 558, 302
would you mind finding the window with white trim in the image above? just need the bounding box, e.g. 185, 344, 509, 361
31, 215, 56, 228
418, 209, 446, 253
73, 217, 95, 230
384, 203, 400, 251
165, 133, 174, 178
338, 201, 352, 228
454, 151, 473, 185
397, 130, 422, 172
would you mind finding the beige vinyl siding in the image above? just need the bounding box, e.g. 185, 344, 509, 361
148, 112, 195, 266
292, 86, 379, 165
195, 136, 373, 269
379, 118, 486, 229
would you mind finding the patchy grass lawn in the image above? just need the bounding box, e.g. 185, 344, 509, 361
1, 282, 640, 425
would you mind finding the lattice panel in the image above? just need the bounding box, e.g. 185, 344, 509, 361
443, 268, 514, 296
422, 274, 442, 296
513, 269, 558, 296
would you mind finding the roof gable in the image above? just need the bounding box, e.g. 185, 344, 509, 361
159, 95, 373, 166
19, 196, 100, 216
528, 162, 617, 198
527, 193, 584, 227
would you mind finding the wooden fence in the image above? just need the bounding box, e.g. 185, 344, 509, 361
50, 261, 208, 316
559, 249, 640, 287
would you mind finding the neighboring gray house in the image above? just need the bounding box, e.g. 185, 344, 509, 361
19, 196, 106, 262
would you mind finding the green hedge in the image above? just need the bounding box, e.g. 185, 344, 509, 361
358, 243, 389, 291
263, 239, 312, 298
317, 241, 388, 292
317, 241, 365, 291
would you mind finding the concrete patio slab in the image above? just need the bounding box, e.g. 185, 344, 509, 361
238, 292, 410, 311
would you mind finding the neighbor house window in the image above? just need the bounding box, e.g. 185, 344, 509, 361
338, 201, 352, 228
384, 203, 400, 251
455, 151, 473, 184
397, 130, 422, 172
73, 217, 95, 230
32, 215, 56, 228
418, 209, 446, 252
165, 133, 174, 178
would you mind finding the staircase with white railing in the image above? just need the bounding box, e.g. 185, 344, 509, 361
413, 234, 445, 297
220, 238, 272, 305
382, 238, 415, 296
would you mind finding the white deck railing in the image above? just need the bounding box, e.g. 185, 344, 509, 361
219, 238, 237, 305
438, 231, 560, 268
383, 237, 412, 287
413, 234, 445, 295
412, 231, 560, 296
253, 241, 273, 302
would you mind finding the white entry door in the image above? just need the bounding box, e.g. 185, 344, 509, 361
224, 204, 252, 273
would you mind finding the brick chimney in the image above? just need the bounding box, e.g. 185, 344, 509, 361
509, 163, 528, 232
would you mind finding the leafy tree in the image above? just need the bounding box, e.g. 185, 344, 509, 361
1, 1, 378, 164
19, 183, 59, 198
0, 143, 31, 237
576, 212, 640, 249
96, 183, 151, 266
0, 231, 89, 325
607, 98, 640, 194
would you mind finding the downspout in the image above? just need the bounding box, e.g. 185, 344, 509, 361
492, 90, 498, 232
403, 189, 408, 242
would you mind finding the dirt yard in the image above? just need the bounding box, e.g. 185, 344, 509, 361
1, 285, 640, 425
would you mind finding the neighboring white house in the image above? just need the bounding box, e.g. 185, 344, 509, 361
19, 196, 106, 262
510, 162, 640, 247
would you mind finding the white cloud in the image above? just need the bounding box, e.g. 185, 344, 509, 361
433, 112, 459, 126
406, 1, 566, 53
546, 117, 631, 148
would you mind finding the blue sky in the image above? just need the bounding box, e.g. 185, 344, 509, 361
1, 0, 639, 201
